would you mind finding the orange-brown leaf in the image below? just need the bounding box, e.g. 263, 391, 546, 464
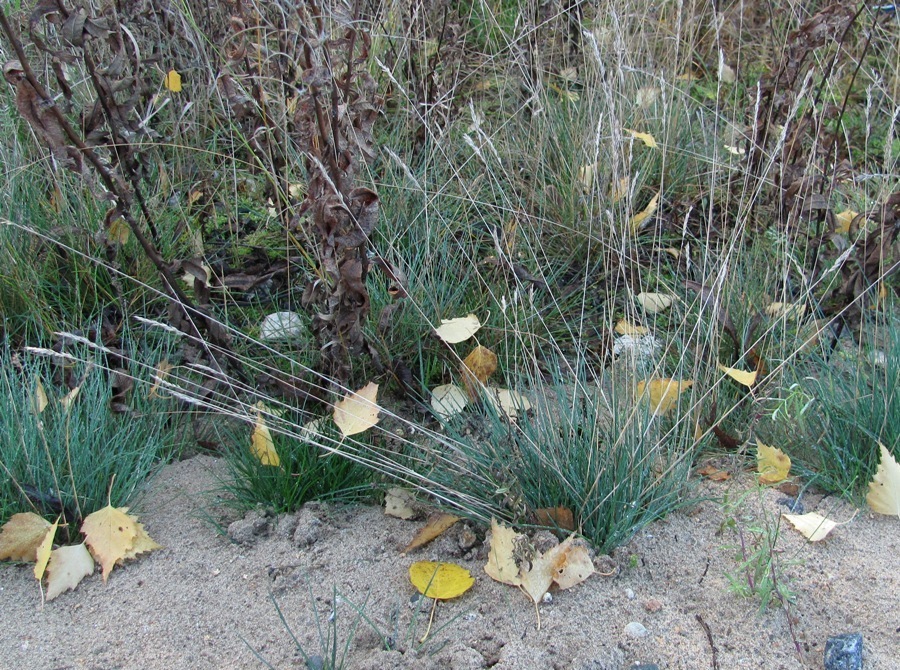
402, 513, 460, 554
461, 345, 498, 399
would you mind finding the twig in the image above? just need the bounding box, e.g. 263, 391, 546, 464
695, 613, 719, 670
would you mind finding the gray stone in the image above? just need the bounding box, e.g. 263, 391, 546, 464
626, 665, 660, 670
824, 633, 863, 670
306, 655, 325, 670
623, 621, 649, 638
227, 509, 270, 545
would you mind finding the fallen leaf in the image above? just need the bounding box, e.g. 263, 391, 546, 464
431, 384, 468, 419
782, 512, 837, 542
434, 314, 482, 344
333, 382, 380, 437
33, 379, 48, 414
578, 162, 599, 189
34, 517, 58, 581
384, 487, 418, 520
45, 543, 94, 600
461, 345, 498, 399
0, 513, 52, 562
766, 302, 807, 320
610, 176, 629, 203
636, 379, 693, 416
121, 519, 163, 560
718, 62, 736, 83
625, 129, 658, 148
834, 210, 860, 235
867, 443, 900, 517
164, 68, 182, 92
259, 311, 304, 341
724, 144, 746, 156
717, 363, 758, 388
81, 505, 138, 582
533, 507, 575, 533
486, 388, 532, 419
409, 561, 475, 600
403, 513, 460, 554
107, 216, 130, 245
697, 465, 731, 481
636, 292, 673, 313
630, 192, 660, 232
635, 87, 659, 108
757, 442, 791, 484
614, 319, 649, 336
250, 403, 280, 467
59, 386, 80, 411
148, 360, 173, 399
484, 518, 524, 586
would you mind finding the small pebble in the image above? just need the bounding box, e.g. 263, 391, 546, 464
824, 633, 863, 670
625, 588, 635, 600
624, 621, 649, 638
777, 496, 805, 514
306, 655, 325, 670
628, 664, 660, 670
644, 598, 662, 613
542, 592, 553, 604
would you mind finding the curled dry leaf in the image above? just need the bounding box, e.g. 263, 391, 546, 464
251, 403, 280, 467
403, 513, 460, 554
630, 192, 660, 232
757, 442, 791, 484
625, 129, 658, 148
148, 360, 173, 399
461, 345, 498, 399
834, 210, 862, 235
0, 512, 52, 562
867, 443, 900, 518
614, 319, 649, 336
384, 487, 418, 520
431, 384, 468, 419
45, 543, 94, 600
717, 363, 758, 388
33, 379, 48, 414
782, 512, 837, 542
333, 382, 380, 436
765, 302, 807, 320
578, 161, 599, 189
59, 386, 80, 411
486, 388, 532, 419
636, 379, 693, 416
434, 314, 482, 344
697, 464, 731, 481
636, 292, 673, 313
409, 561, 474, 600
533, 507, 575, 533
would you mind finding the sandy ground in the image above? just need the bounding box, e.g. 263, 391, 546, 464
1, 454, 897, 670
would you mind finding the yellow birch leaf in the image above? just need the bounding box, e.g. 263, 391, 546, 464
630, 192, 660, 232
636, 379, 693, 416
517, 535, 594, 603
578, 162, 599, 189
766, 302, 807, 320
409, 561, 474, 600
867, 443, 900, 517
757, 442, 791, 484
782, 512, 837, 542
122, 519, 163, 560
615, 319, 649, 336
461, 345, 498, 399
610, 176, 629, 203
384, 487, 417, 520
333, 382, 380, 436
717, 363, 758, 388
484, 518, 523, 586
834, 210, 859, 235
403, 513, 460, 554
33, 379, 48, 414
431, 384, 468, 419
486, 388, 532, 420
59, 386, 80, 411
0, 512, 52, 562
164, 69, 182, 92
81, 505, 138, 582
625, 129, 658, 148
635, 291, 672, 313
45, 543, 95, 600
434, 314, 482, 344
34, 517, 59, 581
251, 403, 280, 467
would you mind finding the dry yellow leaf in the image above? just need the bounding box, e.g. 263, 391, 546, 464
33, 379, 48, 414
0, 512, 52, 562
333, 382, 380, 437
384, 487, 418, 520
486, 388, 532, 420
45, 543, 95, 600
625, 129, 658, 148
635, 86, 660, 108
461, 345, 498, 399
766, 302, 807, 320
122, 519, 163, 561
757, 442, 791, 484
107, 216, 130, 245
636, 379, 693, 416
148, 360, 173, 399
59, 386, 80, 411
434, 314, 482, 344
717, 363, 758, 388
484, 518, 523, 586
635, 291, 673, 313
867, 443, 900, 517
34, 517, 58, 581
630, 192, 660, 232
431, 384, 469, 419
610, 176, 629, 203
578, 162, 599, 189
782, 512, 837, 542
409, 561, 474, 600
403, 513, 460, 554
250, 403, 280, 467
615, 319, 649, 336
81, 505, 138, 582
834, 210, 859, 235
163, 69, 182, 92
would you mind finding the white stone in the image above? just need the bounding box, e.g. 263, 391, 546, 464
259, 311, 304, 341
